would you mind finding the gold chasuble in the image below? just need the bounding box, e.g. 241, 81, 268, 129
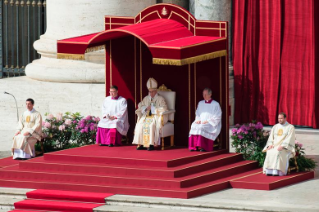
133, 94, 168, 147
12, 109, 42, 156
263, 122, 295, 175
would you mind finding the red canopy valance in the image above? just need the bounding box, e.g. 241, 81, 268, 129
57, 4, 228, 66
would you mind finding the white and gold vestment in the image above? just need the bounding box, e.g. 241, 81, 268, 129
12, 109, 42, 158
263, 122, 295, 175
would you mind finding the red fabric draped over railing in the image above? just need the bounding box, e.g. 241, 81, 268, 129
233, 0, 319, 128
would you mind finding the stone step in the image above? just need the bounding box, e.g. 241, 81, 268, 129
95, 204, 244, 212
0, 187, 31, 212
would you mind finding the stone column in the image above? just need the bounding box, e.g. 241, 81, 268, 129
26, 0, 156, 83
157, 0, 189, 10
190, 0, 234, 125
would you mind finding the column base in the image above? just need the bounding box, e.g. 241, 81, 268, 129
25, 56, 105, 83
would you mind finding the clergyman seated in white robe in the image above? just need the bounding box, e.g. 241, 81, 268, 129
96, 85, 129, 147
132, 78, 168, 151
12, 98, 42, 160
189, 88, 222, 152
263, 112, 295, 176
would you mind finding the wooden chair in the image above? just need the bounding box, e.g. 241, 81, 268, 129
288, 155, 299, 174
35, 138, 45, 156
213, 136, 222, 149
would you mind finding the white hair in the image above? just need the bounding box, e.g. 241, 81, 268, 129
203, 88, 212, 95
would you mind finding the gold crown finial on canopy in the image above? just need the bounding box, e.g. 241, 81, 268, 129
161, 7, 168, 16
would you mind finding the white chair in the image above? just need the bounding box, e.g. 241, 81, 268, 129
135, 84, 176, 150
157, 85, 176, 150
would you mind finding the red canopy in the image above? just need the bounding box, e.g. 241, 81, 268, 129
57, 5, 227, 66
57, 4, 230, 149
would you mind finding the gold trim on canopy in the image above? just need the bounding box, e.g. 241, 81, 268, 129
152, 50, 226, 66
85, 44, 106, 53
57, 53, 85, 60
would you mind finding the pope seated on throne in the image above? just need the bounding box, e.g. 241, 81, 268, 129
132, 78, 168, 151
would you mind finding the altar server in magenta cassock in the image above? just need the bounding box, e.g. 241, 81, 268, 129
96, 85, 129, 147
189, 88, 222, 152
12, 98, 42, 159
132, 78, 168, 151
262, 113, 295, 176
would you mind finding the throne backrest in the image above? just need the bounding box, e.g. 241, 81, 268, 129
157, 90, 176, 110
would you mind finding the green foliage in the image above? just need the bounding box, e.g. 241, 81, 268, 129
231, 121, 268, 167
290, 141, 317, 172
231, 122, 317, 172
40, 112, 100, 153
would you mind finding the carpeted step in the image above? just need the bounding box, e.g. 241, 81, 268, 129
0, 157, 20, 168
230, 171, 315, 190
0, 160, 258, 189
9, 210, 53, 212
26, 189, 112, 203
19, 153, 243, 178
8, 210, 55, 212
14, 199, 103, 212
0, 169, 262, 199
42, 145, 227, 168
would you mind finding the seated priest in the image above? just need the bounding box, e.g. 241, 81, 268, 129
12, 98, 42, 160
132, 78, 168, 151
96, 85, 129, 147
189, 88, 222, 152
263, 112, 295, 176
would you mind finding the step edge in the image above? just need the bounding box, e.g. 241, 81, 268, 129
2, 161, 259, 184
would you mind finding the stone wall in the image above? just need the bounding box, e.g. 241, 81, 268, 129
0, 77, 105, 155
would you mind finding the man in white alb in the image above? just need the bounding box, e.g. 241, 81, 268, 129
263, 112, 295, 176
132, 78, 168, 151
12, 98, 42, 159
189, 88, 222, 152
96, 85, 129, 147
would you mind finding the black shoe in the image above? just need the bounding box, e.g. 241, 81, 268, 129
190, 149, 196, 152
14, 158, 22, 160
147, 145, 154, 151
266, 174, 272, 176
108, 144, 114, 147
200, 149, 206, 152
137, 145, 146, 150
99, 144, 107, 146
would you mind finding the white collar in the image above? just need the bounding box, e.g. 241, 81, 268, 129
26, 108, 35, 114
149, 93, 158, 100
280, 121, 288, 126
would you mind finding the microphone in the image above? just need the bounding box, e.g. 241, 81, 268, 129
4, 91, 19, 122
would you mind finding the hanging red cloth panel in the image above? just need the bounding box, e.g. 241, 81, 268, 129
233, 0, 318, 128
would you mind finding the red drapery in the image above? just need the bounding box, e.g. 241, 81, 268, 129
233, 0, 318, 128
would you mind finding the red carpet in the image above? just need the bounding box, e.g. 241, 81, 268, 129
0, 144, 314, 199
0, 156, 19, 168
26, 189, 112, 203
230, 171, 314, 190
10, 189, 112, 212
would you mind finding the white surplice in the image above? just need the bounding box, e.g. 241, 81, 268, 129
97, 96, 129, 136
263, 122, 295, 175
12, 109, 42, 158
189, 100, 222, 141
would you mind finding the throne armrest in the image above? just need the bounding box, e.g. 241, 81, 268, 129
159, 109, 176, 116
159, 109, 175, 125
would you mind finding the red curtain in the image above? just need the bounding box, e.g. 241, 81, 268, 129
233, 0, 318, 128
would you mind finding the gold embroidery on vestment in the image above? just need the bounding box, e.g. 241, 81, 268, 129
278, 129, 283, 136
26, 116, 31, 123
